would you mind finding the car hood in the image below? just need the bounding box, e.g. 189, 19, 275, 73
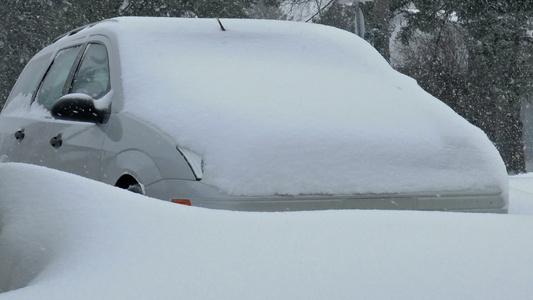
105, 17, 508, 196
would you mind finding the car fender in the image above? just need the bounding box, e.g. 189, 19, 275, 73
100, 113, 198, 189
101, 149, 162, 187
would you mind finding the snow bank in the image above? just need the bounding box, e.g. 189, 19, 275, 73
509, 173, 533, 215
104, 17, 506, 196
0, 163, 532, 299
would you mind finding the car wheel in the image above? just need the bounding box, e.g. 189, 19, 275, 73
115, 175, 143, 195
127, 183, 143, 194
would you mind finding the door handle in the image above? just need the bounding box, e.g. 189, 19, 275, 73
50, 133, 63, 149
14, 129, 25, 141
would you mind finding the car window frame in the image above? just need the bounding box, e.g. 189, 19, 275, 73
68, 42, 111, 99
2, 53, 53, 113
31, 41, 112, 111
32, 43, 86, 110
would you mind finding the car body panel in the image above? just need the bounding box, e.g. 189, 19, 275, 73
0, 115, 53, 165
100, 113, 197, 185
46, 119, 108, 180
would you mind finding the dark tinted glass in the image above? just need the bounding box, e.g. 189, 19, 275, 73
35, 46, 82, 110
71, 43, 110, 99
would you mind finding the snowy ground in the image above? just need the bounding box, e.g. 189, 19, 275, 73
0, 163, 532, 299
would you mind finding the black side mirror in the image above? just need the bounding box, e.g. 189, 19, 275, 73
51, 94, 109, 124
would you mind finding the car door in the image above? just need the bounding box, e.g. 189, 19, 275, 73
44, 42, 112, 180
0, 46, 82, 166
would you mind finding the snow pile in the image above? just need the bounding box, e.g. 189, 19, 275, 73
0, 163, 532, 299
509, 173, 533, 215
101, 17, 506, 196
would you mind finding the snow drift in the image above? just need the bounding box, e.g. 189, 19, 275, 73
0, 163, 532, 299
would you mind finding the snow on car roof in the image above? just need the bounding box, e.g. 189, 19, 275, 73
100, 17, 507, 196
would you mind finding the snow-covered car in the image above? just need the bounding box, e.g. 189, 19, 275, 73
0, 17, 508, 212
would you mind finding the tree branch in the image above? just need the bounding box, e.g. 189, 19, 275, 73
305, 0, 338, 22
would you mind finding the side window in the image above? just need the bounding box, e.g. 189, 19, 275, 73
35, 46, 82, 110
2, 54, 51, 112
71, 43, 110, 100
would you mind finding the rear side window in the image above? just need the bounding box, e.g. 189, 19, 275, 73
3, 54, 51, 112
35, 46, 82, 110
70, 43, 110, 99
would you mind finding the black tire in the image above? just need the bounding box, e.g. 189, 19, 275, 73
127, 183, 143, 194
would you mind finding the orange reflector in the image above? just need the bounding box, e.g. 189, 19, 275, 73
172, 199, 191, 206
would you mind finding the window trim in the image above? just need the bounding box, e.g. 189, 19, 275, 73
63, 43, 88, 95
31, 43, 86, 106
31, 41, 111, 108
67, 42, 111, 98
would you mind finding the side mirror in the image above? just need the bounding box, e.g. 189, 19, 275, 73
51, 93, 109, 124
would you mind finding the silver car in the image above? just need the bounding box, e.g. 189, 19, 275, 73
0, 17, 508, 213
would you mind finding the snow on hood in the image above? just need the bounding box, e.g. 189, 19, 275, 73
103, 17, 506, 196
